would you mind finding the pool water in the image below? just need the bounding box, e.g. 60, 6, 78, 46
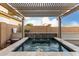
14, 38, 73, 52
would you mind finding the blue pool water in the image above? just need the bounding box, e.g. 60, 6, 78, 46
14, 38, 74, 52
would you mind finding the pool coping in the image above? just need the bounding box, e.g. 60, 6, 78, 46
54, 37, 79, 52
0, 37, 79, 56
0, 37, 29, 55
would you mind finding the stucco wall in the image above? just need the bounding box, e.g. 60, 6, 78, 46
25, 26, 58, 33
0, 22, 17, 49
25, 26, 79, 33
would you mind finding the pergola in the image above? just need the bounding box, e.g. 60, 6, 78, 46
2, 3, 79, 38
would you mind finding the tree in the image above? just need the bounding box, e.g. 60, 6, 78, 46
47, 24, 51, 27
26, 23, 33, 26
24, 23, 33, 32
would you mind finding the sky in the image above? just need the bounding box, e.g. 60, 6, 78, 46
24, 10, 79, 27
62, 10, 79, 27
24, 17, 57, 27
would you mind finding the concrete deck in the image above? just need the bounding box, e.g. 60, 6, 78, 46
5, 52, 79, 56
0, 37, 79, 56
62, 32, 79, 46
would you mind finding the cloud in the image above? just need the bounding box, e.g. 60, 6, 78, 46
42, 17, 51, 25
42, 17, 58, 27
24, 17, 43, 26
24, 17, 58, 27
25, 17, 30, 19
50, 18, 58, 27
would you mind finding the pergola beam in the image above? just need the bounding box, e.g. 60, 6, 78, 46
22, 17, 25, 38
57, 17, 61, 38
60, 4, 79, 17
0, 10, 22, 22
7, 3, 24, 17
0, 3, 24, 17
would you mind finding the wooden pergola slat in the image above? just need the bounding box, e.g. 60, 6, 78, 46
9, 3, 78, 17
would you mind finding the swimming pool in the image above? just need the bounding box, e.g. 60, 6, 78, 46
13, 38, 74, 52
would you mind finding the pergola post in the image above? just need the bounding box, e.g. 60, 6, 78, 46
57, 16, 62, 38
22, 17, 25, 38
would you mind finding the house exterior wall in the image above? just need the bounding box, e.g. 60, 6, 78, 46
0, 22, 17, 49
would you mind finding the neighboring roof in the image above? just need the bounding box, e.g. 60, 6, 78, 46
9, 3, 78, 17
